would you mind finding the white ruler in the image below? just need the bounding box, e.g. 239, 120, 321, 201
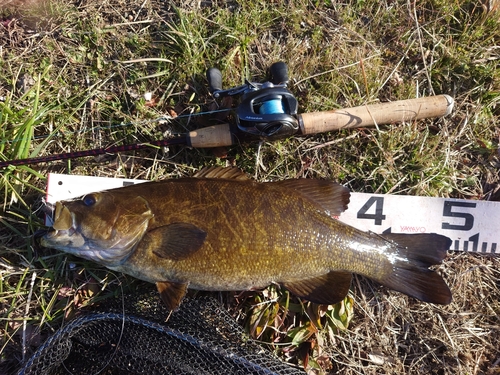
45, 173, 500, 254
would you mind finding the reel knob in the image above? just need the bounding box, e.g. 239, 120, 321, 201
207, 67, 223, 93
269, 62, 289, 84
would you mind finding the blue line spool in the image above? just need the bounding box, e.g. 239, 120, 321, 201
259, 97, 285, 114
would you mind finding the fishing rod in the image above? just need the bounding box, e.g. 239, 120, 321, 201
0, 62, 454, 169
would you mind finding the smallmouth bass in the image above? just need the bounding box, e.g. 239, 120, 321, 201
40, 167, 452, 309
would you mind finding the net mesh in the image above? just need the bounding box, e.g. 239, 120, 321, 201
18, 295, 305, 375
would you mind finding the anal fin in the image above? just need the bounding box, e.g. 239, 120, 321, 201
281, 271, 352, 305
156, 281, 189, 310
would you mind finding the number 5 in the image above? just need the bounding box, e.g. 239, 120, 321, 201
442, 201, 475, 231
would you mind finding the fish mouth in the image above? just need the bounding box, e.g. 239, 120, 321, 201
52, 202, 74, 231
41, 225, 86, 249
40, 203, 87, 249
40, 201, 145, 266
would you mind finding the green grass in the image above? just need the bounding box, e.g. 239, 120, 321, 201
1, 0, 499, 374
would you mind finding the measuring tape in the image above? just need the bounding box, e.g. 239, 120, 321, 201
45, 173, 499, 254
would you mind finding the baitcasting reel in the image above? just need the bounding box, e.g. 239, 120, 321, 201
206, 62, 299, 139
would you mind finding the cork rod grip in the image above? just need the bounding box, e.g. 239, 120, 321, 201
298, 94, 454, 135
187, 123, 234, 148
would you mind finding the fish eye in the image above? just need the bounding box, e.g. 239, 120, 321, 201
82, 194, 96, 207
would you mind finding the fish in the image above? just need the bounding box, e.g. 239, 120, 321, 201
40, 167, 452, 310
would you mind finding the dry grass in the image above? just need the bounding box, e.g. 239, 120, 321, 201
1, 0, 499, 374
324, 253, 500, 374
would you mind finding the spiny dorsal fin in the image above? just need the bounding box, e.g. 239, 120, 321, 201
282, 271, 352, 305
156, 281, 188, 310
193, 166, 250, 180
272, 179, 350, 216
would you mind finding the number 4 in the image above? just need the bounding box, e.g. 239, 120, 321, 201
357, 196, 386, 225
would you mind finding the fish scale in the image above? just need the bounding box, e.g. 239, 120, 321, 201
41, 167, 452, 310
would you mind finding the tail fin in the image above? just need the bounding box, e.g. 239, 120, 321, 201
378, 233, 452, 305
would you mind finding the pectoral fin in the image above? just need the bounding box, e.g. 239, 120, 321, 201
282, 271, 352, 305
156, 281, 189, 310
148, 223, 207, 261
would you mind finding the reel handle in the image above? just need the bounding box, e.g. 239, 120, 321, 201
298, 95, 454, 135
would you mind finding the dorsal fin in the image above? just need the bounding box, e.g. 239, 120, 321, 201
193, 166, 250, 180
272, 179, 350, 216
